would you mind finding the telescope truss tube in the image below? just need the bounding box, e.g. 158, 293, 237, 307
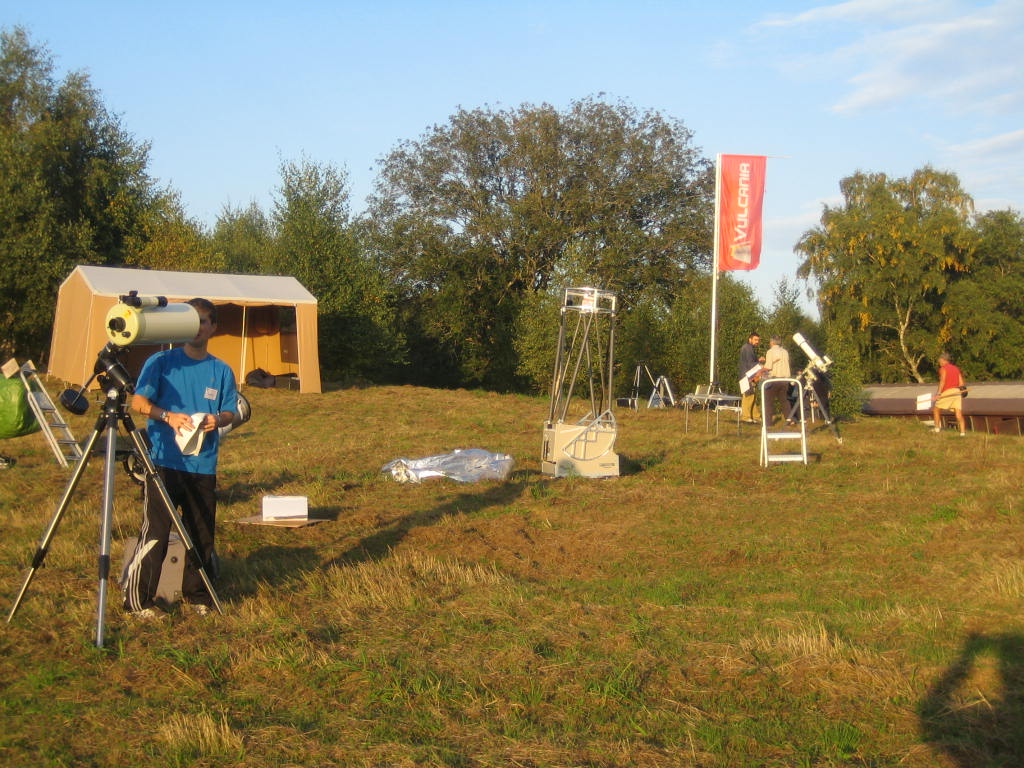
541, 287, 620, 478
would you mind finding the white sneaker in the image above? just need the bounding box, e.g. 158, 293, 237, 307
188, 603, 211, 617
128, 607, 166, 621
932, 427, 942, 433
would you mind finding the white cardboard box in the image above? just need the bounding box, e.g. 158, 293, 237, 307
262, 495, 309, 521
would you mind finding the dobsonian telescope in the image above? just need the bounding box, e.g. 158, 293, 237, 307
541, 287, 620, 478
7, 292, 224, 648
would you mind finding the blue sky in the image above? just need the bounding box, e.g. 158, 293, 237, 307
7, 0, 1023, 311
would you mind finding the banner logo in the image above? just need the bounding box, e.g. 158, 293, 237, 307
716, 155, 767, 271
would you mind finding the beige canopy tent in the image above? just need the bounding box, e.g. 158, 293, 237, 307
48, 265, 322, 394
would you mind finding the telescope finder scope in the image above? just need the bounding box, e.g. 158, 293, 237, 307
119, 291, 168, 309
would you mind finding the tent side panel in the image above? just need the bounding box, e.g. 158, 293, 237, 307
47, 271, 89, 383
208, 304, 301, 387
47, 272, 115, 386
207, 304, 246, 386
296, 304, 322, 394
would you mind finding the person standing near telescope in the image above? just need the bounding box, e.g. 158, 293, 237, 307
762, 335, 792, 426
738, 331, 765, 424
122, 298, 237, 619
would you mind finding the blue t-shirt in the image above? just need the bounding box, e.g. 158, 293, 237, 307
135, 347, 238, 475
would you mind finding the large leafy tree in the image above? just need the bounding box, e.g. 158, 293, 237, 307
796, 167, 975, 382
125, 190, 220, 273
765, 278, 816, 350
663, 273, 765, 396
942, 209, 1024, 380
367, 97, 713, 390
211, 202, 273, 274
271, 157, 403, 382
0, 27, 160, 360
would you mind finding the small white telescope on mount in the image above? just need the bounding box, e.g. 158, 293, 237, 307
104, 292, 199, 347
793, 332, 832, 373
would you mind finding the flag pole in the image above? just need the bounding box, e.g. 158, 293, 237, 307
709, 154, 722, 386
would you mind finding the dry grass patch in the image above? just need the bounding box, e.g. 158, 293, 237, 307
981, 557, 1024, 599
156, 710, 244, 761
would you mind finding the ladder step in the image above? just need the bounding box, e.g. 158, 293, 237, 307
759, 378, 810, 468
18, 362, 82, 469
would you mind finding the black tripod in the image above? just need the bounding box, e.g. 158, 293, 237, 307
789, 369, 843, 444
7, 347, 222, 648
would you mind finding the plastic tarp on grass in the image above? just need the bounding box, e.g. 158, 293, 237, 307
382, 449, 515, 483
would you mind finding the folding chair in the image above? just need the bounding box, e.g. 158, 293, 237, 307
682, 384, 712, 432
710, 390, 743, 436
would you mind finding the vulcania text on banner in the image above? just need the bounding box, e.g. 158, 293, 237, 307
716, 155, 767, 271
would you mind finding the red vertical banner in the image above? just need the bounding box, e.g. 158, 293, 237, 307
716, 155, 767, 271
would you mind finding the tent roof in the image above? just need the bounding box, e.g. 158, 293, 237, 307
71, 265, 317, 305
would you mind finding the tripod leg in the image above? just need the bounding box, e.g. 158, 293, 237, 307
124, 424, 223, 614
817, 397, 843, 444
786, 391, 804, 423
7, 415, 103, 624
94, 418, 119, 648
809, 379, 842, 444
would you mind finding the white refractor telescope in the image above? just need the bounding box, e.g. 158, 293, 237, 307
793, 332, 832, 378
105, 292, 199, 347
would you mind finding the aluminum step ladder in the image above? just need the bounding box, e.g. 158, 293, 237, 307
648, 375, 676, 408
19, 362, 83, 468
759, 378, 808, 466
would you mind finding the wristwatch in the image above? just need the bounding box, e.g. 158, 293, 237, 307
161, 409, 169, 422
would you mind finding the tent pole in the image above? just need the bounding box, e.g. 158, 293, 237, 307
240, 306, 248, 387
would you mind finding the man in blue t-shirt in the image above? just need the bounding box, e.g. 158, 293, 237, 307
122, 298, 237, 619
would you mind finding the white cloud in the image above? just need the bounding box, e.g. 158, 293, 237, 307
946, 128, 1024, 158
755, 0, 1024, 117
930, 128, 1024, 213
757, 0, 944, 28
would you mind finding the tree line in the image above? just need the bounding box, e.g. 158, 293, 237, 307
2, 28, 1021, 415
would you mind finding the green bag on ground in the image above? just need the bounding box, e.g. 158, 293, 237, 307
0, 377, 40, 438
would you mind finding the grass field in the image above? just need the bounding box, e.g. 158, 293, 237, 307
2, 383, 1023, 767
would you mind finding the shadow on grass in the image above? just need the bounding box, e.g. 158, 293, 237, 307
224, 545, 320, 597
220, 471, 299, 504
920, 632, 1024, 766
326, 480, 528, 568
618, 452, 665, 475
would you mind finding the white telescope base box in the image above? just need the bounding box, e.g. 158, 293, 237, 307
235, 495, 321, 528
262, 495, 309, 521
541, 421, 620, 478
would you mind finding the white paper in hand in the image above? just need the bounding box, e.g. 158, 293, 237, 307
175, 413, 206, 455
